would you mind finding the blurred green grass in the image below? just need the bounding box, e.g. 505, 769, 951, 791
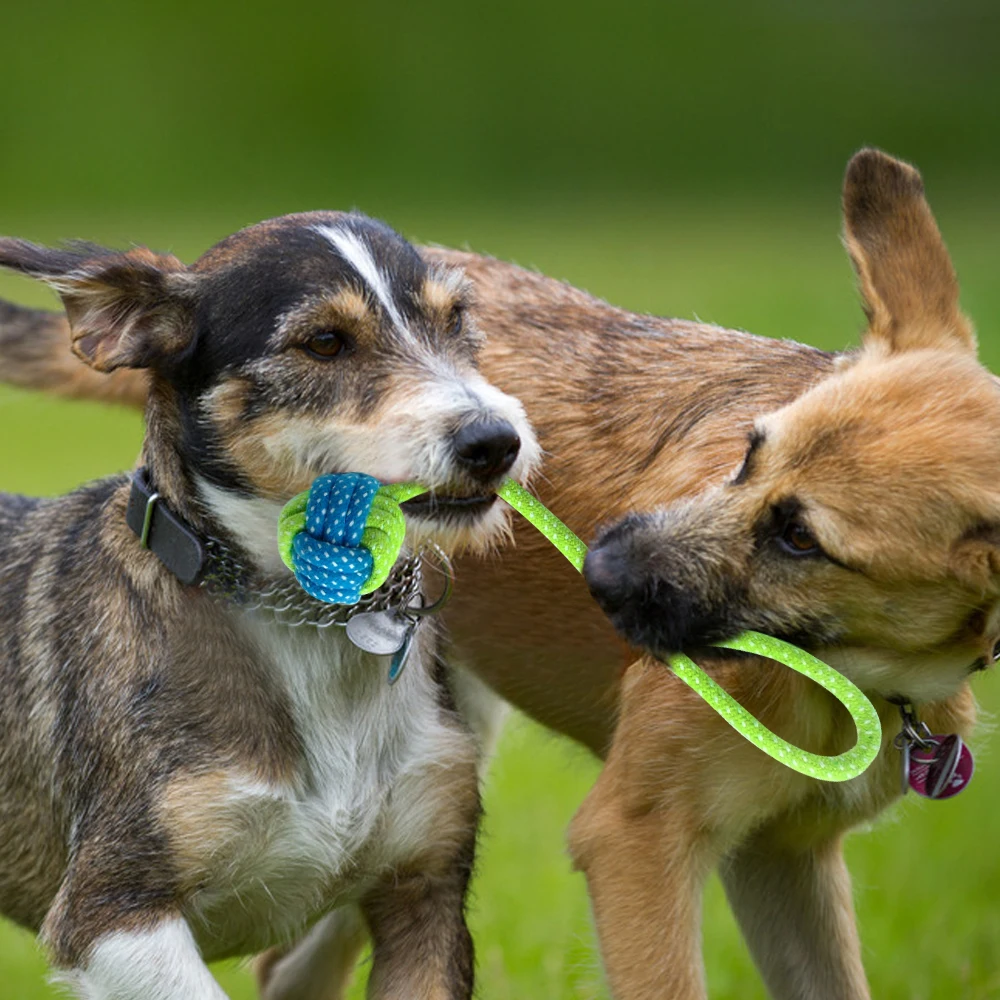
1, 196, 1000, 999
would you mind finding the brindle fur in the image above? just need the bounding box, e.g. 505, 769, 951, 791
0, 211, 539, 999
1, 152, 994, 1000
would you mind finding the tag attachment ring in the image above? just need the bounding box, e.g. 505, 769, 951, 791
406, 545, 454, 617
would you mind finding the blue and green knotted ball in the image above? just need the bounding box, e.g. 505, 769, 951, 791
277, 474, 423, 605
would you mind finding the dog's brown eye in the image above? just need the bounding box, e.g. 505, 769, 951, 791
448, 307, 464, 336
779, 520, 819, 556
303, 331, 350, 359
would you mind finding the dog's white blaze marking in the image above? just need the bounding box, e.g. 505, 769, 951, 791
63, 918, 227, 1000
313, 224, 409, 336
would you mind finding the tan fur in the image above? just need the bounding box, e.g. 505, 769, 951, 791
441, 258, 834, 752
841, 150, 975, 355
567, 659, 975, 999
60, 249, 194, 372
274, 288, 380, 350
0, 151, 992, 999
158, 771, 260, 895
421, 268, 471, 329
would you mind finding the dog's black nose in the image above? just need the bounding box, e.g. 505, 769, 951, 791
585, 533, 714, 654
584, 544, 633, 614
453, 419, 520, 481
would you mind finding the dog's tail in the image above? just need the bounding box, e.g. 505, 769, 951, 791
0, 300, 148, 408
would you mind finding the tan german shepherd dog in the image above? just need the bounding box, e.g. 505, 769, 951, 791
1, 150, 996, 999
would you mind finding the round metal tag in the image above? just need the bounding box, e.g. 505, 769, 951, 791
908, 734, 975, 799
345, 610, 410, 656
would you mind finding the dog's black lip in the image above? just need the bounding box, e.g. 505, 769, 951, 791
400, 493, 498, 517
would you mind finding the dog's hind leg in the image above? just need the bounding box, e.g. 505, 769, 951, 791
719, 830, 870, 1000
255, 906, 368, 1000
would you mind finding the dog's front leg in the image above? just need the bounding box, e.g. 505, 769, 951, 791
360, 864, 476, 1000
567, 659, 722, 1000
51, 915, 228, 1000
719, 830, 870, 1000
569, 776, 717, 1000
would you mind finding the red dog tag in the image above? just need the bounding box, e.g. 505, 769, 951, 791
907, 734, 974, 799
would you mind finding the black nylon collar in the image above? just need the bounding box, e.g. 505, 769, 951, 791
125, 467, 207, 586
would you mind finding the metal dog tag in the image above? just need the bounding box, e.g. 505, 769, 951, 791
907, 734, 975, 800
387, 621, 419, 685
346, 610, 411, 656
893, 703, 974, 800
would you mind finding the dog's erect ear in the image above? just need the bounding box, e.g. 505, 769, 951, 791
842, 148, 974, 356
0, 239, 196, 372
951, 524, 1000, 593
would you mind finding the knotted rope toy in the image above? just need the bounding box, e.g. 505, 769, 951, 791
277, 474, 425, 604
277, 475, 882, 781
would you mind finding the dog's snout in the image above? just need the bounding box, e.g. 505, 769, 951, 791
584, 519, 738, 655
452, 418, 521, 481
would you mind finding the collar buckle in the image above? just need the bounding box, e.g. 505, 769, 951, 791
126, 467, 207, 586
138, 489, 160, 549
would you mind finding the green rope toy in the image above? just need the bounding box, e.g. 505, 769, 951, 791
277, 476, 882, 782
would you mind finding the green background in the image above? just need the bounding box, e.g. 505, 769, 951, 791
1, 2, 999, 998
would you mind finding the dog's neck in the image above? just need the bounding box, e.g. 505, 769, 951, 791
139, 384, 211, 523
137, 383, 288, 579
821, 645, 980, 706
195, 481, 290, 578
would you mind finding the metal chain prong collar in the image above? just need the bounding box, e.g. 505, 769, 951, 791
199, 536, 452, 628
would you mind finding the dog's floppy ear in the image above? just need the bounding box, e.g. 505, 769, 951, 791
0, 239, 196, 373
842, 148, 974, 356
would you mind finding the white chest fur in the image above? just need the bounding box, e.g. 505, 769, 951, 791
185, 612, 476, 960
